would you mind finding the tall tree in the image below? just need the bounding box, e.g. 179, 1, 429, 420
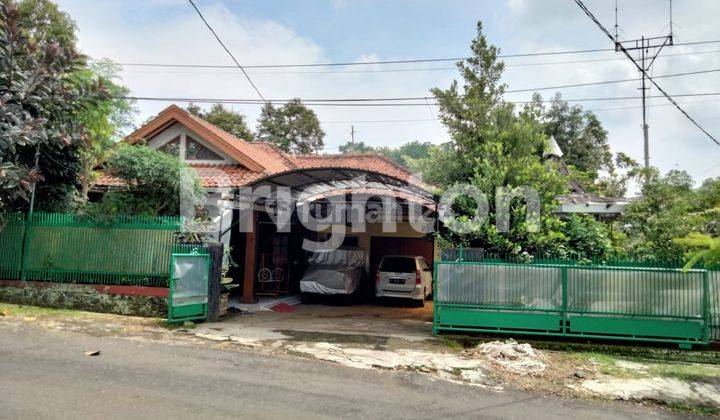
1, 0, 135, 211
187, 103, 253, 141
75, 60, 136, 199
256, 99, 325, 154
543, 93, 613, 179
0, 0, 88, 212
420, 22, 577, 257
377, 141, 433, 167
338, 140, 375, 154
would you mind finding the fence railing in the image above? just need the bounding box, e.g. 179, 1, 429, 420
0, 212, 182, 287
434, 249, 716, 346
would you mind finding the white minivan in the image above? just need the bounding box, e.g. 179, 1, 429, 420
375, 255, 433, 306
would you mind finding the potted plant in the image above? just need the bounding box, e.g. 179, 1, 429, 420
219, 246, 239, 316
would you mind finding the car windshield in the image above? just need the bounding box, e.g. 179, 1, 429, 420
380, 257, 416, 273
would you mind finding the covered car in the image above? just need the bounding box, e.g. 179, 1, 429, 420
300, 247, 366, 296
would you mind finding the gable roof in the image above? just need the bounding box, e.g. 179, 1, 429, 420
96, 105, 431, 193
125, 105, 289, 173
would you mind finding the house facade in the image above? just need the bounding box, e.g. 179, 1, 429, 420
96, 105, 438, 303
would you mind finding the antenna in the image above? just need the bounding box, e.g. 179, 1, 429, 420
574, 0, 719, 170
669, 0, 674, 43
614, 0, 619, 44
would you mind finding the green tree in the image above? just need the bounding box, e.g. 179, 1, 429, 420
338, 139, 432, 168
338, 140, 375, 154
543, 93, 613, 179
187, 103, 253, 141
75, 60, 136, 199
621, 169, 701, 262
674, 233, 720, 269
16, 0, 76, 49
0, 0, 88, 212
420, 22, 579, 257
256, 99, 325, 153
94, 146, 204, 216
377, 141, 433, 167
1, 0, 135, 212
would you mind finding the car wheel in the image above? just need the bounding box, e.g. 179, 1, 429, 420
300, 294, 312, 304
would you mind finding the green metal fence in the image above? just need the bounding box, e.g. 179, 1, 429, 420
0, 212, 182, 287
0, 213, 26, 280
434, 250, 714, 347
711, 270, 720, 340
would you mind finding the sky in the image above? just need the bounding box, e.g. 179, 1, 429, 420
55, 0, 720, 185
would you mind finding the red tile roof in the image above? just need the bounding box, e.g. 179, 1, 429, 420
288, 153, 426, 187
95, 105, 431, 193
96, 164, 263, 189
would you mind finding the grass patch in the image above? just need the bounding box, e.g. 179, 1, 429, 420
648, 363, 720, 383
567, 351, 634, 377
442, 337, 465, 352
0, 303, 92, 318
568, 350, 720, 383
665, 402, 720, 416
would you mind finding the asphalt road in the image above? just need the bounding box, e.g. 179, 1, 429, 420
0, 324, 695, 420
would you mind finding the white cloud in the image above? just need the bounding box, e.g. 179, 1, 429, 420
55, 0, 720, 183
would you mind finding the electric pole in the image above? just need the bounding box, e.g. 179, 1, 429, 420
616, 34, 672, 169
612, 0, 673, 169
350, 125, 355, 147
574, 0, 720, 157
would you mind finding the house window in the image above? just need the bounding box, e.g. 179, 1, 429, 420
186, 136, 223, 161
157, 136, 180, 156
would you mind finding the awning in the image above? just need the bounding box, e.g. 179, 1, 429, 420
239, 167, 437, 208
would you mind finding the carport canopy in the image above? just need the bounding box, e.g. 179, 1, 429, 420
240, 167, 437, 208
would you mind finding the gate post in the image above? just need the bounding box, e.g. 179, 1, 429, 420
703, 270, 710, 343
561, 265, 568, 335
206, 242, 224, 322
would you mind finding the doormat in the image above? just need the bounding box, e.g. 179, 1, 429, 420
269, 302, 296, 313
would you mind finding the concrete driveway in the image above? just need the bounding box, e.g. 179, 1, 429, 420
215, 299, 439, 349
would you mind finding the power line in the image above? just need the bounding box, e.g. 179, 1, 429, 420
187, 0, 267, 102
695, 162, 720, 177
504, 66, 720, 94
113, 40, 720, 70
114, 62, 720, 103
110, 65, 720, 108
322, 118, 438, 124
573, 0, 720, 147
116, 91, 720, 106
116, 48, 720, 76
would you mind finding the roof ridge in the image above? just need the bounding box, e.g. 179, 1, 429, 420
292, 152, 416, 175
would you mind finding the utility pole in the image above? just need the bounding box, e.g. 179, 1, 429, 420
612, 2, 673, 169
641, 38, 649, 170
616, 35, 672, 169
350, 125, 355, 147
574, 0, 720, 155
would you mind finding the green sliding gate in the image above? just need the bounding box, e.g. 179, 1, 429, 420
168, 245, 210, 323
434, 253, 711, 348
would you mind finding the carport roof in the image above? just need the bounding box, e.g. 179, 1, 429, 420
244, 167, 437, 205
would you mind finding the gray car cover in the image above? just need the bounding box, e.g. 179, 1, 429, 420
300, 247, 366, 295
